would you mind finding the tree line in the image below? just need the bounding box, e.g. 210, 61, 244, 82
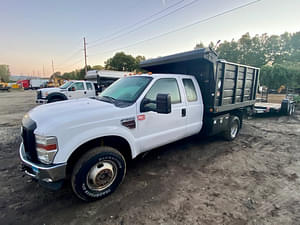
9, 31, 296, 90
60, 52, 145, 80
196, 31, 300, 89
61, 31, 300, 90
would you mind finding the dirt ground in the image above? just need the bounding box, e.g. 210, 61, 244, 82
1, 90, 300, 225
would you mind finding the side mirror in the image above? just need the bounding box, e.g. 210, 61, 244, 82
156, 94, 171, 114
68, 87, 75, 91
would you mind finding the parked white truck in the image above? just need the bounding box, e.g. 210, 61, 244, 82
36, 80, 97, 103
36, 70, 129, 104
30, 79, 48, 90
20, 48, 259, 201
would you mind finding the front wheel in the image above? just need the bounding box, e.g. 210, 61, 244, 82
223, 116, 240, 141
71, 146, 126, 201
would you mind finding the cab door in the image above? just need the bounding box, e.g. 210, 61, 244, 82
85, 82, 95, 97
136, 78, 187, 153
68, 82, 86, 99
182, 78, 203, 137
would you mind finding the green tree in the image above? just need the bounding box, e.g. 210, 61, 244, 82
218, 40, 240, 63
0, 65, 10, 82
194, 42, 205, 49
104, 52, 146, 72
105, 52, 137, 71
92, 65, 104, 70
135, 55, 146, 72
195, 31, 300, 89
61, 65, 92, 80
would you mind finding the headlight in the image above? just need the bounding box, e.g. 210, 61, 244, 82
44, 92, 48, 97
35, 135, 58, 164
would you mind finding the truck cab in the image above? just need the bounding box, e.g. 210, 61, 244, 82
21, 74, 204, 201
36, 80, 96, 104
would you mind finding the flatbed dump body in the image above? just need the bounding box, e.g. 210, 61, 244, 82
140, 48, 260, 115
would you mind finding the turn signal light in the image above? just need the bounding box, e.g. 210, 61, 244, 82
36, 143, 57, 151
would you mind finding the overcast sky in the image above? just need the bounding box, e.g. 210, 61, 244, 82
1, 0, 300, 76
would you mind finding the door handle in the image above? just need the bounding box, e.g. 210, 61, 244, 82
181, 108, 186, 117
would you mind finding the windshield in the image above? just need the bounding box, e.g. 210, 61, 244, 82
60, 81, 73, 89
99, 76, 152, 102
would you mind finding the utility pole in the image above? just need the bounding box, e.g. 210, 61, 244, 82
83, 37, 88, 76
52, 59, 55, 74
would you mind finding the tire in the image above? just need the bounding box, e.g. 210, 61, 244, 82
223, 116, 240, 141
71, 146, 126, 201
288, 104, 295, 116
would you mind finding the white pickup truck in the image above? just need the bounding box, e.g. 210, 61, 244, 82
36, 70, 130, 104
36, 80, 96, 104
20, 48, 259, 201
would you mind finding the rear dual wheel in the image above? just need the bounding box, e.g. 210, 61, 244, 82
288, 104, 295, 116
223, 116, 241, 141
71, 146, 126, 202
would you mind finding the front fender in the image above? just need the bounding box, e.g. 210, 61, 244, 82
53, 126, 137, 163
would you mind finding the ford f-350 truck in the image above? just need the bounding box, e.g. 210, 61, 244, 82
20, 48, 259, 201
36, 70, 130, 104
36, 80, 97, 104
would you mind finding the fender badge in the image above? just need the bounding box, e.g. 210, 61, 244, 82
137, 115, 146, 121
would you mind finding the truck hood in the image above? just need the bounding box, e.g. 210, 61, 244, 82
28, 98, 124, 135
40, 87, 66, 92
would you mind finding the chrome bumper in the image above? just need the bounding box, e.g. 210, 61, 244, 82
19, 143, 67, 183
36, 98, 47, 104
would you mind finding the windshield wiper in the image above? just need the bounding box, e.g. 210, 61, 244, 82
99, 95, 116, 104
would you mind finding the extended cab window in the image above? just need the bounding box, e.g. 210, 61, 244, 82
72, 82, 84, 91
183, 79, 197, 102
143, 78, 181, 111
86, 82, 93, 90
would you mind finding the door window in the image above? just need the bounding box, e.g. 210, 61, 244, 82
143, 78, 181, 111
86, 82, 93, 90
183, 79, 197, 102
72, 82, 84, 91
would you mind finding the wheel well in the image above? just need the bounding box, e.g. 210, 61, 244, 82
48, 93, 66, 101
66, 136, 132, 178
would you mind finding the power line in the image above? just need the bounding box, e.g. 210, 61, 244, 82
55, 57, 83, 71
89, 0, 200, 49
89, 0, 262, 57
50, 0, 195, 72
88, 0, 185, 46
54, 48, 83, 68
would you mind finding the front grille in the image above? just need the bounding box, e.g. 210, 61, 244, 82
22, 117, 38, 162
37, 90, 42, 99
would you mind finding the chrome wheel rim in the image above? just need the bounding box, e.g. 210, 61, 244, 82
86, 161, 117, 191
230, 121, 238, 138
